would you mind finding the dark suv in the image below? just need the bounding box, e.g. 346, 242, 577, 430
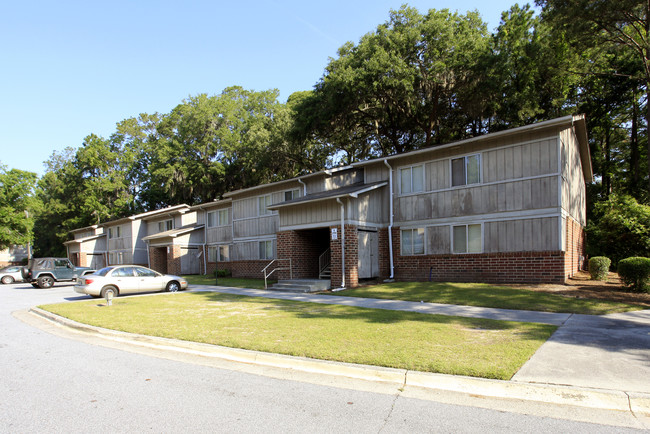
22, 258, 94, 289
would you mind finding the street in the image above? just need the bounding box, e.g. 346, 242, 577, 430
1, 282, 647, 433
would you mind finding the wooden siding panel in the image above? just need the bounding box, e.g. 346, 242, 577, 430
427, 226, 451, 254
484, 217, 557, 253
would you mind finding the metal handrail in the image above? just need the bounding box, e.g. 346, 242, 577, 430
262, 258, 292, 289
319, 248, 331, 277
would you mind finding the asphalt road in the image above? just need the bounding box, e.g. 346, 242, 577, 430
1, 282, 648, 433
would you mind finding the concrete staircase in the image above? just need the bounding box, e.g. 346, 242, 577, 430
269, 279, 331, 293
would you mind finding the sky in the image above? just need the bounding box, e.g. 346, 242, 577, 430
1, 0, 530, 177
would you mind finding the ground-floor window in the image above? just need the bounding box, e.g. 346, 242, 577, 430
108, 251, 124, 265
259, 240, 273, 260
401, 228, 424, 255
452, 224, 482, 253
209, 245, 230, 262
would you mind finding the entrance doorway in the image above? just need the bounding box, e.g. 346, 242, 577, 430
358, 229, 379, 279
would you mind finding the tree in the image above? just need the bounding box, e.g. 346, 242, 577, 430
0, 164, 37, 250
537, 0, 650, 193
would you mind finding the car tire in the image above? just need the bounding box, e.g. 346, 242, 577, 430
166, 281, 180, 292
101, 286, 118, 299
37, 276, 54, 289
1, 276, 14, 284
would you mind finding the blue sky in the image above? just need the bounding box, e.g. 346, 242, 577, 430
1, 0, 530, 176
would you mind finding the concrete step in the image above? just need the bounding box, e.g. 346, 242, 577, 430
269, 279, 331, 293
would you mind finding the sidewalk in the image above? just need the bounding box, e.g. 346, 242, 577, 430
27, 285, 650, 417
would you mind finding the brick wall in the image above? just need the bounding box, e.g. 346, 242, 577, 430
276, 229, 330, 279
564, 216, 586, 279
391, 227, 566, 284
149, 246, 167, 274
230, 260, 278, 279
330, 224, 359, 288
378, 228, 391, 279
167, 245, 181, 275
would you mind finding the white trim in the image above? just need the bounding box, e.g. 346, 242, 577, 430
233, 214, 277, 223
279, 220, 385, 232
232, 235, 277, 243
450, 222, 484, 254
395, 208, 562, 229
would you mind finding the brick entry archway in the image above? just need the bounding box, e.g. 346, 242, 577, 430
277, 228, 330, 279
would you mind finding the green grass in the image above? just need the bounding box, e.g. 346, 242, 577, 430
182, 275, 275, 290
337, 281, 642, 315
39, 292, 556, 380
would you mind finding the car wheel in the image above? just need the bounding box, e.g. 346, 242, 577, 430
1, 276, 14, 284
101, 286, 118, 299
166, 281, 180, 292
37, 276, 54, 289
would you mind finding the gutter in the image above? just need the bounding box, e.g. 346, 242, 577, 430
383, 159, 395, 280
298, 178, 307, 196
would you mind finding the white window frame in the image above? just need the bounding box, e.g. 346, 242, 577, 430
284, 188, 300, 202
218, 209, 229, 226
451, 154, 481, 187
208, 245, 230, 262
207, 211, 217, 228
401, 228, 425, 256
399, 164, 425, 195
452, 223, 483, 254
258, 194, 272, 216
108, 226, 121, 239
259, 240, 273, 260
158, 219, 173, 232
109, 251, 125, 265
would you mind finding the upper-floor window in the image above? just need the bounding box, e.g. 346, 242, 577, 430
401, 228, 425, 255
452, 224, 482, 253
399, 165, 424, 195
258, 194, 272, 216
451, 154, 480, 187
207, 209, 230, 227
158, 219, 173, 232
284, 188, 300, 202
108, 226, 121, 239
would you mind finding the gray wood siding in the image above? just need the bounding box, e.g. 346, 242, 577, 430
206, 226, 232, 244
426, 159, 449, 191
561, 128, 587, 225
484, 217, 558, 252
426, 226, 451, 254
483, 138, 558, 183
395, 176, 558, 222
351, 189, 388, 225
279, 201, 340, 228
232, 239, 275, 261
233, 215, 278, 238
364, 163, 389, 183
325, 168, 363, 190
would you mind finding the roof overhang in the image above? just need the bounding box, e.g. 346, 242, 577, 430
63, 233, 106, 245
142, 224, 204, 242
268, 181, 387, 210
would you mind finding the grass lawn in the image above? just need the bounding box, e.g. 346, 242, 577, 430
39, 292, 555, 380
337, 282, 642, 315
182, 275, 274, 290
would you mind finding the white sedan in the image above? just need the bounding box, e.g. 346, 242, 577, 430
74, 265, 187, 298
0, 265, 24, 284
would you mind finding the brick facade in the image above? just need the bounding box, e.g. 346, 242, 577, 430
564, 216, 587, 279
149, 246, 168, 274
391, 227, 567, 284
330, 224, 360, 288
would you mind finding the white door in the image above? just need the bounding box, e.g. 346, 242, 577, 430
358, 230, 379, 279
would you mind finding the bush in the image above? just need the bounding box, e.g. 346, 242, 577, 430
617, 257, 650, 293
215, 269, 232, 278
588, 256, 611, 281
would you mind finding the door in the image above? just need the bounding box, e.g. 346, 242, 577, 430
54, 259, 75, 280
358, 230, 379, 279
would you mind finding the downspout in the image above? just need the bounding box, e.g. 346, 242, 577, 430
335, 197, 346, 290
298, 178, 307, 196
383, 159, 395, 280
145, 240, 151, 268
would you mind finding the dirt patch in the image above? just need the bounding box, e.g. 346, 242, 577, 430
508, 271, 650, 308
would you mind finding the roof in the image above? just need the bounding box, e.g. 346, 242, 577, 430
267, 181, 387, 210
102, 204, 191, 226
141, 224, 204, 242
63, 233, 106, 245
188, 198, 232, 211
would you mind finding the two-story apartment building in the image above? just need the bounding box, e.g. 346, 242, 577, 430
69, 114, 591, 286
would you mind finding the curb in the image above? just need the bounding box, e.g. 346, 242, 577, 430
30, 307, 650, 415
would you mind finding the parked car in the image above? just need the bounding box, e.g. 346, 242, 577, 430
74, 265, 188, 298
0, 265, 24, 284
22, 258, 95, 289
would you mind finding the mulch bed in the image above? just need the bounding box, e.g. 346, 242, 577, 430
509, 271, 650, 308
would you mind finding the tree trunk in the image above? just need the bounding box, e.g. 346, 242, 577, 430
630, 92, 640, 194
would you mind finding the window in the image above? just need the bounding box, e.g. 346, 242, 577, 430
451, 154, 480, 187
401, 228, 424, 255
108, 252, 124, 265
207, 211, 216, 228
54, 259, 70, 268
399, 165, 424, 194
208, 245, 230, 262
108, 226, 121, 239
284, 188, 300, 201
218, 209, 229, 226
259, 240, 273, 260
158, 219, 173, 232
258, 195, 272, 216
452, 224, 482, 253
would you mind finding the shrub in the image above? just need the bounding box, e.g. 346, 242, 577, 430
588, 256, 611, 281
617, 257, 650, 293
215, 269, 232, 278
